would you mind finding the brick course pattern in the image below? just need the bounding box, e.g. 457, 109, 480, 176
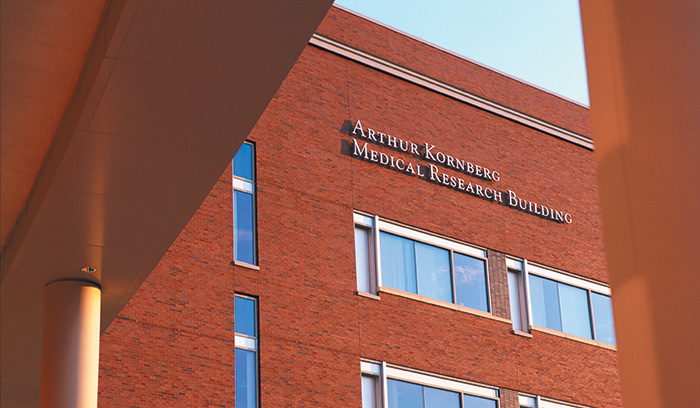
488, 250, 511, 320
500, 388, 521, 408
98, 6, 620, 408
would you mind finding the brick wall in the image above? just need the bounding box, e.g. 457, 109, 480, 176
98, 6, 620, 408
488, 250, 510, 320
500, 388, 520, 408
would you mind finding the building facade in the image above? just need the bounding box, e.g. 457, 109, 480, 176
98, 6, 620, 408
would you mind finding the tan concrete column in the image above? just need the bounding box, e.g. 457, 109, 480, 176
581, 1, 700, 407
39, 280, 101, 408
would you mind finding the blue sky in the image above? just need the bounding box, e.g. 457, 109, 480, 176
334, 0, 588, 105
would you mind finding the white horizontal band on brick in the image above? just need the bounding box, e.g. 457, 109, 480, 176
354, 212, 486, 258
360, 360, 381, 376
309, 34, 593, 150
506, 258, 524, 271
540, 398, 591, 408
519, 395, 536, 407
527, 263, 610, 295
235, 335, 256, 351
353, 213, 374, 228
519, 394, 590, 408
233, 178, 254, 193
384, 365, 498, 399
377, 219, 486, 259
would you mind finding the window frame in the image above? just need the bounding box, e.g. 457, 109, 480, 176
235, 294, 259, 408
354, 213, 491, 313
355, 224, 377, 294
233, 141, 258, 267
507, 263, 528, 333
507, 259, 616, 347
519, 394, 592, 408
361, 360, 499, 408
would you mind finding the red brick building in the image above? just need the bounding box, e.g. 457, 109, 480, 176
98, 6, 620, 408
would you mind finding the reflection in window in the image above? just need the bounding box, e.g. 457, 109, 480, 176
388, 379, 424, 408
233, 143, 253, 180
233, 142, 256, 265
559, 283, 592, 339
591, 292, 616, 345
361, 374, 379, 408
463, 394, 498, 408
235, 349, 256, 407
530, 275, 563, 332
530, 274, 615, 345
424, 386, 460, 408
453, 253, 488, 311
508, 269, 526, 332
235, 296, 256, 337
235, 295, 258, 408
379, 231, 489, 312
415, 242, 452, 303
387, 378, 495, 408
381, 232, 417, 294
355, 227, 373, 293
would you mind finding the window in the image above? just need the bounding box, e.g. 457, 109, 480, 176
530, 275, 592, 339
235, 295, 258, 408
507, 260, 527, 332
387, 380, 497, 408
362, 374, 380, 408
388, 379, 460, 408
590, 292, 616, 345
354, 213, 490, 313
233, 142, 256, 265
519, 394, 592, 408
361, 361, 382, 408
362, 361, 499, 408
355, 225, 375, 293
509, 260, 616, 346
519, 395, 537, 408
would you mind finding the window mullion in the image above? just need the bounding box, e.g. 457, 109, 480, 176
374, 215, 382, 289
588, 290, 597, 341
523, 259, 533, 332
556, 282, 565, 333
450, 249, 456, 304
413, 240, 419, 295
381, 361, 389, 408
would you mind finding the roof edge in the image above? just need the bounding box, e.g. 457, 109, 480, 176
309, 33, 593, 150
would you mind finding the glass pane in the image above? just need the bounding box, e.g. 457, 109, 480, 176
380, 232, 417, 294
592, 292, 616, 345
558, 283, 592, 339
234, 190, 255, 264
388, 379, 423, 408
424, 386, 459, 408
463, 394, 497, 408
355, 227, 372, 293
362, 375, 377, 408
415, 242, 452, 303
235, 296, 256, 337
508, 271, 523, 331
233, 143, 253, 181
529, 275, 562, 331
454, 253, 489, 312
235, 348, 257, 408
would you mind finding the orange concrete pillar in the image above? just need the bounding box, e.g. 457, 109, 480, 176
580, 1, 700, 407
39, 280, 101, 408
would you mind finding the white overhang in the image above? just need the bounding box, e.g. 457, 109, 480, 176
0, 0, 333, 406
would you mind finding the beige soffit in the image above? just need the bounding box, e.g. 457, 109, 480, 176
1, 0, 334, 406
